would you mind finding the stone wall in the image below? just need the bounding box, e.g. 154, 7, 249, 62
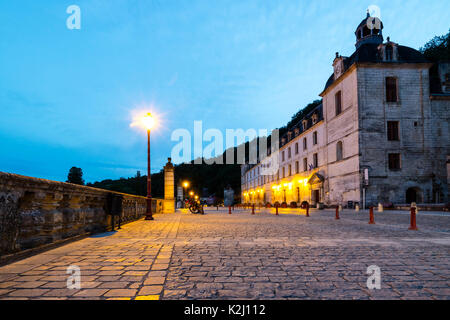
357, 65, 449, 205
0, 172, 163, 257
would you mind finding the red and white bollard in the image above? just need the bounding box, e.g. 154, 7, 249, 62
275, 204, 279, 215
409, 207, 418, 230
252, 204, 255, 215
369, 206, 375, 224
335, 206, 340, 220
306, 203, 309, 217
229, 206, 231, 214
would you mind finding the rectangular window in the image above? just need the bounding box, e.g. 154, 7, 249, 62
288, 147, 291, 159
295, 161, 299, 174
282, 151, 285, 162
295, 143, 299, 154
288, 165, 292, 176
388, 153, 401, 170
303, 137, 307, 150
387, 121, 399, 141
313, 153, 318, 168
282, 167, 285, 178
303, 158, 308, 171
335, 91, 342, 115
313, 131, 318, 145
386, 77, 398, 102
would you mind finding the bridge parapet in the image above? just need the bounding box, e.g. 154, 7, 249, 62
0, 172, 163, 258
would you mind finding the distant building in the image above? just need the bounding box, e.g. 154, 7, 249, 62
241, 12, 450, 207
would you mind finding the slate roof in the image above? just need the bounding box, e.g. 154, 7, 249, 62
323, 43, 429, 92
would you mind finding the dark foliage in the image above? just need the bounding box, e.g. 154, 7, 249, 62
67, 167, 84, 185
419, 29, 450, 62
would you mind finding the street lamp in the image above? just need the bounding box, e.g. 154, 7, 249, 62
182, 181, 189, 207
141, 113, 155, 220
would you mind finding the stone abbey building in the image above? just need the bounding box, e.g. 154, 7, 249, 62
241, 12, 450, 208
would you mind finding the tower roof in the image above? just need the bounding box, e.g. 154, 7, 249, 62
355, 11, 384, 49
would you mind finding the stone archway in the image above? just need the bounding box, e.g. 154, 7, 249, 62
406, 187, 423, 204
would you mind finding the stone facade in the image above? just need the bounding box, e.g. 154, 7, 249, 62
241, 13, 450, 207
0, 172, 164, 257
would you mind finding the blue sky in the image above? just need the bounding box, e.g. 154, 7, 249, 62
0, 0, 449, 183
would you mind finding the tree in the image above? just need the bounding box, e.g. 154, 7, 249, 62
420, 29, 450, 62
67, 167, 85, 185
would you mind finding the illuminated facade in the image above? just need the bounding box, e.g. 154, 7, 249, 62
241, 12, 450, 207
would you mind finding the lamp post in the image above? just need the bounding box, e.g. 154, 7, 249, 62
142, 113, 155, 221
183, 181, 189, 208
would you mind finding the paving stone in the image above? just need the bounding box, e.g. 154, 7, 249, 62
103, 289, 137, 297
0, 210, 448, 300
138, 286, 163, 295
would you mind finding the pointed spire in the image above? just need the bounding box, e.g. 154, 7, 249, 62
367, 9, 370, 18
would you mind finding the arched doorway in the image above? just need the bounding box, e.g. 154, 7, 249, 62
406, 187, 423, 204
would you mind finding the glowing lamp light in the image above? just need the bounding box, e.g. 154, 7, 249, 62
141, 113, 155, 130
183, 181, 189, 188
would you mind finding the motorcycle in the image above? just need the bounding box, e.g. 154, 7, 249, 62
185, 198, 204, 214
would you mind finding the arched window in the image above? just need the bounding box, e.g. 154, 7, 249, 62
336, 141, 343, 161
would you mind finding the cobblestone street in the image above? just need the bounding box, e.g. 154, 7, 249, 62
0, 208, 449, 300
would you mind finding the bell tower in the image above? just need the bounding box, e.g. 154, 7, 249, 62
355, 10, 383, 49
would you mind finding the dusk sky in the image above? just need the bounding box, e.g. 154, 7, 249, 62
1, 0, 449, 183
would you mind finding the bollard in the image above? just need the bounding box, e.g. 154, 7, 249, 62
369, 206, 375, 224
335, 206, 340, 220
408, 207, 418, 230
232, 205, 234, 211
229, 206, 231, 214
252, 204, 255, 215
275, 204, 279, 215
217, 205, 219, 211
306, 203, 310, 217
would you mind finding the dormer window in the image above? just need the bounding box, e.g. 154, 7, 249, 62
312, 113, 318, 124
294, 128, 300, 136
385, 45, 393, 61
333, 54, 345, 80
287, 131, 292, 141
302, 120, 308, 131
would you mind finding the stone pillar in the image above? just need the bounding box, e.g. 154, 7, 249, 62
163, 158, 175, 213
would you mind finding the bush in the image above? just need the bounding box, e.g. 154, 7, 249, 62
266, 202, 272, 208
281, 202, 288, 208
274, 201, 280, 207
290, 202, 297, 208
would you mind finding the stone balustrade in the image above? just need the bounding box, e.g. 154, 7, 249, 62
0, 172, 163, 257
